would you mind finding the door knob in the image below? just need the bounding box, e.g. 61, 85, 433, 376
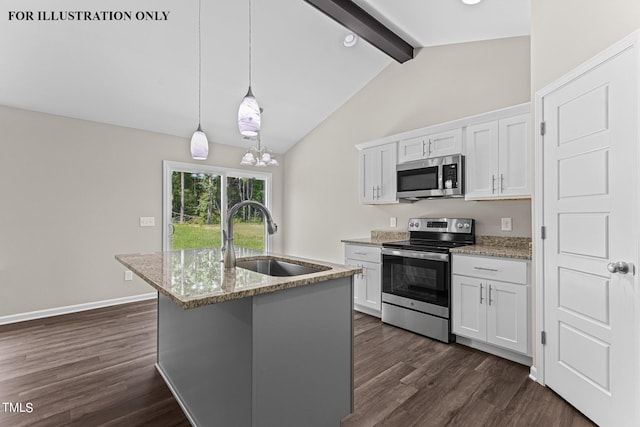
607, 261, 630, 274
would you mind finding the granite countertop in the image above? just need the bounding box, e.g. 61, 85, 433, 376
115, 247, 360, 309
450, 236, 532, 260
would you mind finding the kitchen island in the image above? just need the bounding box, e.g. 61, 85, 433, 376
116, 247, 359, 427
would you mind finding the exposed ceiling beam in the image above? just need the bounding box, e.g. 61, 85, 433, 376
303, 0, 415, 63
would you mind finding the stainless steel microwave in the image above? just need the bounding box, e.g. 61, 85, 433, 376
396, 154, 464, 201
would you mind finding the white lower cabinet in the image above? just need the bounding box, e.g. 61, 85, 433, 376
345, 244, 381, 317
452, 254, 530, 358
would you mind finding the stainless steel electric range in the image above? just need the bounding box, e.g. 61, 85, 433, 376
381, 218, 475, 343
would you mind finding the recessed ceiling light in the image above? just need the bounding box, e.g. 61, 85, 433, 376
462, 0, 482, 4
343, 33, 358, 47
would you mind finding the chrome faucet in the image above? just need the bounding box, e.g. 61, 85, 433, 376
223, 200, 277, 269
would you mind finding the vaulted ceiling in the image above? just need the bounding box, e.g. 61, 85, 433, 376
0, 0, 529, 153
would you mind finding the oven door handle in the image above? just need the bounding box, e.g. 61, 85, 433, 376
382, 248, 449, 262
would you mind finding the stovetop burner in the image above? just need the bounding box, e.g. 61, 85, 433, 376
382, 217, 475, 253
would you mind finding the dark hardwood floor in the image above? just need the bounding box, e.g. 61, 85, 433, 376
343, 312, 595, 427
0, 301, 595, 426
0, 300, 189, 427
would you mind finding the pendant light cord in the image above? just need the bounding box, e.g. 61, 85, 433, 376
248, 0, 252, 88
197, 0, 202, 126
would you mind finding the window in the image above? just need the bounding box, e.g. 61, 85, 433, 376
162, 161, 272, 252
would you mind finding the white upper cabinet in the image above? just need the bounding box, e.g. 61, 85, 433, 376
359, 142, 397, 204
465, 113, 531, 200
465, 121, 500, 198
498, 114, 530, 198
398, 129, 462, 163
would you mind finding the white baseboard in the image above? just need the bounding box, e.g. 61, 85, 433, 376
0, 293, 158, 325
529, 366, 538, 382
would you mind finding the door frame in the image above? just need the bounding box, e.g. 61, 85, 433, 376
532, 31, 640, 407
162, 160, 273, 252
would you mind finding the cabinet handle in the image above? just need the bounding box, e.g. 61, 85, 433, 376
376, 186, 381, 199
480, 283, 484, 304
474, 267, 499, 272
488, 285, 493, 306
500, 173, 504, 193
491, 174, 496, 194
428, 139, 433, 156
372, 185, 376, 200
354, 251, 368, 255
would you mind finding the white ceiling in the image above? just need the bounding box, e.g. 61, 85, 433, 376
0, 0, 529, 154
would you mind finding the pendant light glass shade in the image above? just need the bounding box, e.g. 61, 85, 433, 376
240, 151, 256, 165
191, 125, 209, 160
238, 87, 261, 137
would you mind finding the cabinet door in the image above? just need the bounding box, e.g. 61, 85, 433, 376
427, 129, 463, 158
359, 147, 377, 203
452, 275, 486, 341
376, 143, 397, 203
398, 136, 425, 163
361, 261, 381, 313
498, 114, 531, 198
486, 281, 528, 354
465, 121, 500, 200
346, 258, 366, 307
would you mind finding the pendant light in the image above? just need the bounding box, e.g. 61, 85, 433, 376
190, 0, 209, 160
240, 135, 278, 167
238, 0, 261, 137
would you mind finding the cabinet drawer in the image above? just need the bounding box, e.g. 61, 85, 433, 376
345, 245, 381, 263
452, 254, 528, 285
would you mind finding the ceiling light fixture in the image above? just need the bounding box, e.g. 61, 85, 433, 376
238, 0, 261, 137
343, 33, 358, 47
190, 0, 209, 160
240, 135, 278, 167
461, 0, 482, 4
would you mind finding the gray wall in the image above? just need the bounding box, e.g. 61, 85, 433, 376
0, 106, 284, 317
282, 36, 532, 263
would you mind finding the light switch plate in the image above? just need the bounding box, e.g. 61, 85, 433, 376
139, 217, 155, 227
390, 217, 397, 228
124, 270, 133, 281
501, 217, 513, 231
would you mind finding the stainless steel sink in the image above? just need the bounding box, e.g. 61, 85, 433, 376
236, 258, 328, 277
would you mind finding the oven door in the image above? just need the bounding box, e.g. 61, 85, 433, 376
381, 248, 449, 308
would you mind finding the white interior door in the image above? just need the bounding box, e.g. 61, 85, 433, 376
541, 44, 637, 426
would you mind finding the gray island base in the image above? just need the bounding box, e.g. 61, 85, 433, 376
115, 248, 357, 427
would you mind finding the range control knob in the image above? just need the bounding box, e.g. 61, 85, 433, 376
457, 223, 463, 228
464, 223, 470, 229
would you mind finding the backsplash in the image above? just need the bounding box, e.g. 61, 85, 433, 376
370, 230, 409, 243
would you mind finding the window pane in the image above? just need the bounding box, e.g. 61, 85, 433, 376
171, 172, 222, 250
227, 177, 265, 251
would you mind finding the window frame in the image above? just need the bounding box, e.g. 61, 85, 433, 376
162, 160, 273, 252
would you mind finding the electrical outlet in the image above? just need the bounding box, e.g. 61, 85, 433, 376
124, 270, 133, 281
501, 217, 513, 231
390, 217, 397, 228
139, 217, 155, 227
